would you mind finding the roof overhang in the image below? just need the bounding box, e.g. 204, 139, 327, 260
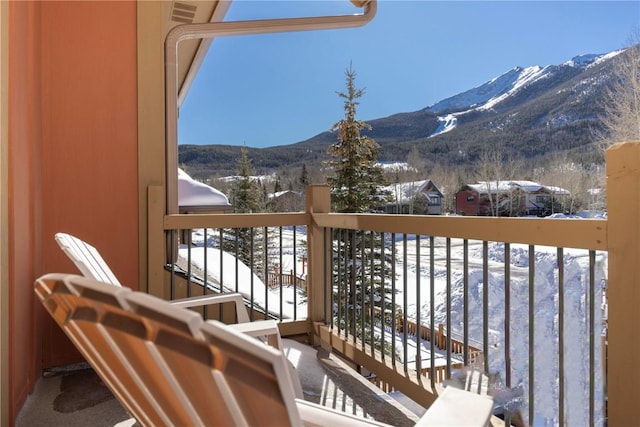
167, 0, 376, 106
165, 0, 378, 220
164, 1, 233, 106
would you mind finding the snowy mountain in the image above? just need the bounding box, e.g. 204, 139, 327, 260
426, 65, 551, 115
422, 52, 621, 138
180, 49, 626, 179
427, 53, 614, 116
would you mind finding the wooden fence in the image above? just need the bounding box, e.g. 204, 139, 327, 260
267, 270, 306, 289
368, 308, 482, 392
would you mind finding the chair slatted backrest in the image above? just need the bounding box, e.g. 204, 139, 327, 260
52, 232, 298, 392
35, 273, 302, 427
54, 232, 255, 324
54, 233, 121, 286
35, 275, 169, 425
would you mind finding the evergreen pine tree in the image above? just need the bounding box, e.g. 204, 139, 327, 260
274, 175, 282, 193
325, 64, 394, 350
227, 146, 266, 276
231, 146, 261, 214
326, 63, 388, 213
299, 163, 309, 190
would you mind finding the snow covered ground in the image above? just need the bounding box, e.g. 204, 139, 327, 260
186, 214, 606, 426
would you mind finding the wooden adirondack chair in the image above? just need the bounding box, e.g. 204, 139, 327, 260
35, 273, 494, 426
54, 232, 299, 395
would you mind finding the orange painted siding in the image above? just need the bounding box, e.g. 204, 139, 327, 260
8, 1, 41, 420
39, 1, 139, 288
8, 1, 139, 422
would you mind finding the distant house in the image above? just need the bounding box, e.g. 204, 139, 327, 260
267, 190, 304, 212
383, 180, 443, 215
455, 180, 570, 217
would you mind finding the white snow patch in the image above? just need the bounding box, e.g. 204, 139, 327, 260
429, 114, 458, 138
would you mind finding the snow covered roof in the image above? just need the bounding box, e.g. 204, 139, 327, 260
546, 185, 571, 195
178, 168, 232, 212
467, 181, 513, 194
383, 180, 442, 204
509, 180, 544, 192
466, 180, 569, 195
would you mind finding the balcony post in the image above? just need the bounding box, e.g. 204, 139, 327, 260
147, 185, 168, 298
306, 185, 331, 344
606, 141, 640, 426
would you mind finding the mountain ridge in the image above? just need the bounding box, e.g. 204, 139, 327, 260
180, 49, 624, 180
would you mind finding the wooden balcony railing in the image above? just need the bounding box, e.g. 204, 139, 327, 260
146, 141, 640, 426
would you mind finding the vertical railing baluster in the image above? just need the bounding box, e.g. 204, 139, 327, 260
342, 229, 348, 338
203, 228, 209, 320
293, 226, 297, 320
483, 240, 489, 374
234, 228, 240, 294
430, 235, 436, 391
335, 230, 340, 334
264, 226, 270, 319
446, 237, 451, 378
529, 244, 535, 425
337, 229, 343, 335
350, 229, 357, 343
416, 235, 422, 382
505, 242, 511, 388
219, 228, 224, 292
369, 231, 375, 355
279, 226, 284, 319
504, 242, 512, 427
250, 228, 255, 321
391, 233, 397, 371
360, 231, 366, 350
380, 232, 386, 362
463, 238, 469, 365
170, 229, 176, 300
203, 228, 208, 291
558, 248, 565, 426
403, 234, 409, 376
325, 228, 331, 327
186, 229, 192, 297
589, 250, 596, 427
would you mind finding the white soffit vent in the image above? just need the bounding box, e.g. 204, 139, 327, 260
171, 2, 197, 24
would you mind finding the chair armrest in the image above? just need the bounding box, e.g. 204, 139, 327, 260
229, 319, 284, 350
228, 321, 304, 400
296, 399, 391, 427
170, 292, 250, 323
416, 387, 493, 427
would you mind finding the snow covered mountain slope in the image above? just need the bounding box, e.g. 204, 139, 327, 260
426, 65, 550, 115
421, 52, 620, 137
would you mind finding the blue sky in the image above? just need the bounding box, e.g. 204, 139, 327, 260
178, 0, 640, 148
